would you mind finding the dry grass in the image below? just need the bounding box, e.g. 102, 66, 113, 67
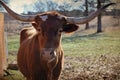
60, 54, 120, 80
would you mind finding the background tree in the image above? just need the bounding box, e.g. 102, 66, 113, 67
97, 0, 102, 33
110, 0, 120, 25
33, 1, 46, 12
33, 0, 59, 12
85, 0, 89, 29
46, 0, 58, 11
97, 0, 107, 33
58, 1, 72, 15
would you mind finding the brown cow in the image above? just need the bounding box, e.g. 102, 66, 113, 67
0, 1, 115, 80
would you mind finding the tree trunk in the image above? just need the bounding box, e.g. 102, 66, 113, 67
97, 0, 102, 33
85, 0, 89, 29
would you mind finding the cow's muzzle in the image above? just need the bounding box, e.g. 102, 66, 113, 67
42, 48, 57, 63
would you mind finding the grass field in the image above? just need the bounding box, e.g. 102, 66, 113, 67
7, 26, 120, 57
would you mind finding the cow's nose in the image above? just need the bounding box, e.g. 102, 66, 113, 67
43, 48, 56, 55
42, 50, 52, 60
43, 50, 56, 56
42, 48, 55, 59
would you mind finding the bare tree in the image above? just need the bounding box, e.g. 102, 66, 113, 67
58, 1, 72, 15
97, 0, 104, 33
85, 0, 89, 29
33, 1, 46, 12
46, 1, 58, 11
111, 0, 120, 25
33, 0, 59, 12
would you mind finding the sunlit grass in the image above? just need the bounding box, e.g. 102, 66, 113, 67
4, 70, 25, 80
62, 31, 120, 57
7, 28, 120, 57
7, 35, 20, 52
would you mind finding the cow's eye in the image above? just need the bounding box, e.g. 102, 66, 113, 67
59, 28, 63, 33
38, 28, 41, 32
58, 28, 63, 33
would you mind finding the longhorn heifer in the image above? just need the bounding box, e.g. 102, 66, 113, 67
0, 1, 114, 80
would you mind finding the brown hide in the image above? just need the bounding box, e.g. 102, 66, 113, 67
20, 27, 36, 44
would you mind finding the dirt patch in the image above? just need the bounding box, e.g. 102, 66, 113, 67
6, 54, 120, 80
60, 55, 120, 80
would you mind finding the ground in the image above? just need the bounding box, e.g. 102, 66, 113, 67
2, 16, 120, 80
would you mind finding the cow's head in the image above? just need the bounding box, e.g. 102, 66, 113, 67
31, 12, 79, 62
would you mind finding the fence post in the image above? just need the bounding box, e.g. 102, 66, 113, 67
0, 12, 6, 77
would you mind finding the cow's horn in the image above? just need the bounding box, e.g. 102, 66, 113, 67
66, 3, 115, 24
0, 0, 34, 22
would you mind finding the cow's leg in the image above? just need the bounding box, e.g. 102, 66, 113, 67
52, 53, 64, 80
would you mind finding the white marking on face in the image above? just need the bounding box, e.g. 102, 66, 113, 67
39, 15, 48, 21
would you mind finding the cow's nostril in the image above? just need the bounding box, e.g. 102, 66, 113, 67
50, 51, 56, 57
50, 51, 54, 55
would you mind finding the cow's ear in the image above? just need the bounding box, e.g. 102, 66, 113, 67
32, 16, 42, 31
32, 22, 40, 31
35, 15, 42, 23
62, 24, 79, 33
32, 22, 37, 27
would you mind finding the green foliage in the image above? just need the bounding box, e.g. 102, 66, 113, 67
7, 35, 20, 52
4, 70, 25, 80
